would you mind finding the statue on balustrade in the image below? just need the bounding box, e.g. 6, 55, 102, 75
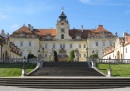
74, 48, 79, 62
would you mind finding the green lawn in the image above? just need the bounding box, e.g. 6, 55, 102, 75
0, 63, 36, 77
97, 63, 130, 77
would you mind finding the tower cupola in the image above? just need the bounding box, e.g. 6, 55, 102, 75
59, 8, 67, 21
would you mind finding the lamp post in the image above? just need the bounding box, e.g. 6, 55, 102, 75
121, 38, 125, 60
108, 56, 112, 77
108, 57, 111, 69
91, 50, 95, 68
21, 56, 26, 76
38, 49, 41, 62
23, 56, 26, 69
86, 47, 88, 58
42, 47, 44, 62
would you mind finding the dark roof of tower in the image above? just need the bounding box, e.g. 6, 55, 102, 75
59, 11, 67, 21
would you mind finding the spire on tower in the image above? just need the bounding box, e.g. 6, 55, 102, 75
62, 7, 64, 12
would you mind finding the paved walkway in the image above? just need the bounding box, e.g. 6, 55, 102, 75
0, 86, 130, 91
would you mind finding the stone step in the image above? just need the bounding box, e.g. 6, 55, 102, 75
31, 62, 103, 76
0, 78, 130, 89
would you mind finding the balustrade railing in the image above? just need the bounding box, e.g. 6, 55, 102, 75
86, 57, 130, 64
97, 59, 130, 64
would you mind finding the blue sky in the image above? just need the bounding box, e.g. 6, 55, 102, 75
0, 0, 130, 37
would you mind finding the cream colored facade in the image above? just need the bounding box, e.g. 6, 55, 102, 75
9, 10, 116, 62
87, 37, 116, 59
0, 34, 22, 62
103, 32, 130, 60
40, 40, 87, 61
10, 37, 39, 59
103, 37, 123, 59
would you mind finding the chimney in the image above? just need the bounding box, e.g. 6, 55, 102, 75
81, 25, 83, 32
123, 32, 128, 37
98, 25, 103, 27
28, 24, 33, 31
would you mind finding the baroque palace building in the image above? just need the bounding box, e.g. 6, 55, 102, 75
0, 30, 21, 62
9, 10, 116, 62
103, 32, 130, 61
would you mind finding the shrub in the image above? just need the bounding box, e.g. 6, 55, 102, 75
69, 50, 75, 62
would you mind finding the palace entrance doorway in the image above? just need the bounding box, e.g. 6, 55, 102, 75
58, 48, 68, 62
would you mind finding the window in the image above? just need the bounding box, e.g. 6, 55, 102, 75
84, 44, 86, 48
38, 54, 41, 57
109, 41, 112, 45
40, 44, 42, 48
103, 42, 105, 46
20, 42, 23, 46
63, 44, 65, 48
61, 34, 64, 39
60, 44, 62, 48
79, 54, 81, 58
125, 37, 128, 42
61, 28, 65, 32
84, 54, 86, 57
126, 47, 127, 53
29, 42, 31, 46
53, 44, 55, 48
70, 44, 72, 48
45, 54, 47, 57
96, 52, 98, 55
45, 44, 47, 48
96, 42, 98, 46
79, 44, 81, 48
20, 52, 22, 56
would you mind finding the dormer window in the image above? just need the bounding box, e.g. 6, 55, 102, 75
61, 28, 65, 32
20, 31, 25, 36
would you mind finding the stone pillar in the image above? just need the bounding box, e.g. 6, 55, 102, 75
37, 61, 43, 68
91, 61, 96, 68
37, 61, 40, 67
21, 69, 26, 77
107, 69, 112, 77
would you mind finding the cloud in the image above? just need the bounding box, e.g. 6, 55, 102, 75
79, 0, 130, 6
79, 0, 109, 5
80, 0, 91, 3
0, 15, 7, 18
10, 24, 19, 30
0, 12, 8, 19
0, 0, 55, 16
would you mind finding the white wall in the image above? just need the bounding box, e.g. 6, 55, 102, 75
124, 44, 130, 59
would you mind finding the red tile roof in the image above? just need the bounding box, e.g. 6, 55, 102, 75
13, 25, 32, 34
89, 25, 114, 37
94, 25, 109, 32
11, 24, 114, 39
33, 29, 56, 37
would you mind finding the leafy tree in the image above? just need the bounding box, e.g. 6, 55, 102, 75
54, 51, 58, 62
68, 50, 75, 62
89, 54, 98, 59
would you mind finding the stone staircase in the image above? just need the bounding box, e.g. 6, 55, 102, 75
0, 62, 130, 89
0, 77, 130, 89
29, 62, 104, 76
